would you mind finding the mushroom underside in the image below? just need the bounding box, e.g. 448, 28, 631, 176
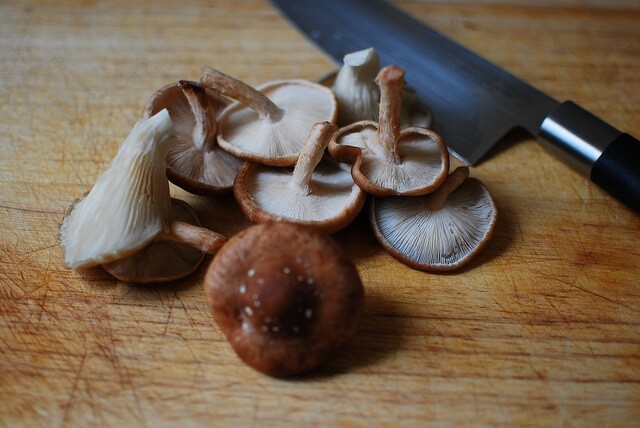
219, 81, 336, 160
60, 110, 173, 269
103, 199, 205, 283
240, 160, 362, 223
145, 83, 228, 125
371, 178, 496, 269
145, 82, 241, 193
167, 145, 243, 191
337, 125, 448, 194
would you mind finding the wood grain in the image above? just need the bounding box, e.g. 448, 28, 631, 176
1, 0, 639, 426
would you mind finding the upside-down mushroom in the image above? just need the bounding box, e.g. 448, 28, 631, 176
143, 80, 243, 195
200, 67, 337, 166
329, 65, 448, 196
233, 122, 365, 234
60, 110, 226, 278
205, 222, 364, 377
370, 167, 497, 271
103, 199, 210, 283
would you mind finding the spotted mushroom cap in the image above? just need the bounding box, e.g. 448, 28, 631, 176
204, 222, 364, 377
103, 199, 205, 283
370, 170, 497, 271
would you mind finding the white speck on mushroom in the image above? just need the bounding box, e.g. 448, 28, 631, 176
247, 268, 256, 277
293, 326, 300, 333
254, 299, 261, 307
261, 325, 269, 332
295, 257, 302, 264
297, 275, 304, 282
264, 316, 272, 323
244, 306, 254, 316
305, 308, 313, 319
307, 277, 315, 285
239, 283, 247, 294
272, 326, 280, 333
257, 278, 265, 285
283, 267, 291, 274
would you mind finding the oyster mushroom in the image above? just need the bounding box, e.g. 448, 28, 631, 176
321, 47, 431, 128
329, 65, 449, 196
200, 67, 337, 166
233, 122, 365, 234
60, 109, 226, 273
143, 80, 243, 195
370, 167, 497, 271
331, 47, 381, 126
204, 222, 364, 377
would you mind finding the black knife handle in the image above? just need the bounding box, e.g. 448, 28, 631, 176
538, 101, 640, 213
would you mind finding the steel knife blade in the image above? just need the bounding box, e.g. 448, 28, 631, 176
269, 0, 640, 212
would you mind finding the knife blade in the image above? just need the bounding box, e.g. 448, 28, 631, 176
270, 0, 640, 212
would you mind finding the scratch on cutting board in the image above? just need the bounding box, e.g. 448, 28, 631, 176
566, 281, 640, 314
61, 352, 88, 426
0, 204, 63, 215
97, 312, 148, 427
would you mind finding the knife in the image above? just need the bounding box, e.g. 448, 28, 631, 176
269, 0, 640, 212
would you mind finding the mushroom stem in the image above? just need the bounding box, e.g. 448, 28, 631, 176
375, 65, 405, 165
289, 122, 338, 194
425, 166, 470, 211
200, 67, 284, 123
160, 221, 227, 254
178, 80, 218, 151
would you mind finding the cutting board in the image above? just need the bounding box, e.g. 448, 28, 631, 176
1, 0, 639, 425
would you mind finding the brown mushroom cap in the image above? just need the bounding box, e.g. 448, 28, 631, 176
103, 199, 206, 283
204, 222, 364, 377
143, 80, 243, 195
201, 67, 338, 166
370, 167, 497, 271
329, 65, 448, 196
233, 122, 365, 234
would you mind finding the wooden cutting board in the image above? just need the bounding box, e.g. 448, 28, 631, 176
1, 0, 639, 425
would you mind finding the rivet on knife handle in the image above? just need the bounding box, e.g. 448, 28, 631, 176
539, 101, 640, 212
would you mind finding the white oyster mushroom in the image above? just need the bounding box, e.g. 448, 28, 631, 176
329, 47, 431, 128
332, 47, 381, 126
60, 109, 226, 272
370, 167, 498, 271
61, 110, 174, 269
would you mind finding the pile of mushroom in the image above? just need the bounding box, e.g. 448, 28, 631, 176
60, 53, 497, 376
